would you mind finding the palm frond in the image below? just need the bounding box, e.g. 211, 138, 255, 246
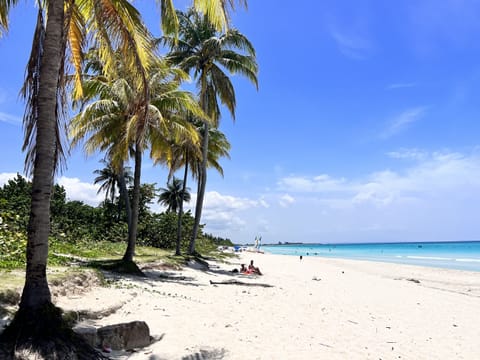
21, 7, 45, 176
159, 0, 178, 35
0, 0, 19, 35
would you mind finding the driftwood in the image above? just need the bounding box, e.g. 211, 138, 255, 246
209, 280, 274, 288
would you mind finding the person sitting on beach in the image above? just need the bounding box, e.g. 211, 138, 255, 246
248, 260, 262, 275
231, 264, 248, 273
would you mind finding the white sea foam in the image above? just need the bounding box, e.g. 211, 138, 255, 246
455, 258, 480, 263
406, 256, 451, 261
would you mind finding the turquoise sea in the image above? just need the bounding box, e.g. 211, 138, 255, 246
261, 241, 480, 272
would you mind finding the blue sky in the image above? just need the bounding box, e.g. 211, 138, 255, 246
2, 1, 480, 244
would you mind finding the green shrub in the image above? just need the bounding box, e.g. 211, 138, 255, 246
0, 212, 27, 269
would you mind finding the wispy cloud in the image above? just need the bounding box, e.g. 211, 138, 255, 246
0, 112, 21, 125
386, 83, 417, 90
276, 149, 480, 207
330, 29, 371, 60
278, 194, 295, 208
380, 106, 427, 139
278, 174, 348, 193
387, 148, 429, 161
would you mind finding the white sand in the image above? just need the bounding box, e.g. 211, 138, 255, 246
56, 253, 480, 359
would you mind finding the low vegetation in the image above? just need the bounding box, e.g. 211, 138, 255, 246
0, 175, 233, 273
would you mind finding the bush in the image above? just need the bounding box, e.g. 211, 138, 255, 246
0, 212, 27, 269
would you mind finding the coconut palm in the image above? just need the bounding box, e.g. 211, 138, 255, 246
0, 0, 155, 353
0, 0, 247, 355
160, 119, 230, 255
158, 177, 191, 213
94, 159, 133, 224
164, 8, 258, 254
94, 159, 132, 203
71, 55, 205, 262
0, 1, 118, 357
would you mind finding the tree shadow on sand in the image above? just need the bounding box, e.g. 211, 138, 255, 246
181, 347, 227, 360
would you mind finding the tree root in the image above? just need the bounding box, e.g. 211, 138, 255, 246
0, 302, 108, 360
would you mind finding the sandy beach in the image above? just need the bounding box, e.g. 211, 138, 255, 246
56, 252, 480, 360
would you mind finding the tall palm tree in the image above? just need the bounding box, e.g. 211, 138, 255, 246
158, 177, 191, 213
94, 159, 127, 203
164, 8, 258, 254
0, 0, 247, 355
155, 116, 202, 255
0, 1, 154, 356
160, 120, 230, 255
94, 159, 133, 224
71, 57, 205, 262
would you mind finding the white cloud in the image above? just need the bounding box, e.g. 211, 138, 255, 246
0, 173, 103, 206
380, 106, 427, 139
387, 148, 428, 161
0, 172, 23, 186
181, 190, 271, 238
278, 194, 295, 208
249, 148, 480, 243
57, 176, 103, 205
0, 112, 21, 125
202, 191, 268, 211
276, 149, 480, 208
278, 174, 349, 193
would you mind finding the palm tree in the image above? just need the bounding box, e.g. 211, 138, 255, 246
164, 8, 258, 254
71, 56, 205, 262
94, 159, 121, 203
0, 0, 247, 355
0, 1, 156, 356
158, 177, 191, 213
94, 159, 133, 223
160, 119, 230, 255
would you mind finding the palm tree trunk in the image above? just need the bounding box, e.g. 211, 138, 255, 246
189, 122, 209, 255
117, 162, 132, 230
123, 142, 141, 262
20, 0, 64, 310
175, 154, 189, 256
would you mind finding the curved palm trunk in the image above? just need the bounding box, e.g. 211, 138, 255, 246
175, 154, 189, 256
123, 143, 141, 262
20, 0, 64, 310
189, 122, 209, 255
117, 162, 132, 229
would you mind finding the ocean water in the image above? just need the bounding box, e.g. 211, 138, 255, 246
261, 241, 480, 272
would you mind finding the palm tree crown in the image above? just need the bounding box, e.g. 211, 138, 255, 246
158, 177, 191, 213
165, 8, 258, 123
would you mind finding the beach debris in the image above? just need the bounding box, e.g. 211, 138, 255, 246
406, 278, 421, 284
348, 320, 359, 325
209, 280, 273, 288
312, 276, 321, 281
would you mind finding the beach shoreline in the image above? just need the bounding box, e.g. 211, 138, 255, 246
54, 252, 480, 359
